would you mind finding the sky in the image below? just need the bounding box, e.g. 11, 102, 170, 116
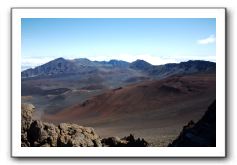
21, 18, 216, 70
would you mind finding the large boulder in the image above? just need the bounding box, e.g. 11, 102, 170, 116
21, 103, 35, 147
21, 103, 35, 131
28, 120, 60, 147
21, 104, 102, 147
57, 123, 102, 147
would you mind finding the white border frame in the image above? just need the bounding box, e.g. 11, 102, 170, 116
11, 8, 226, 157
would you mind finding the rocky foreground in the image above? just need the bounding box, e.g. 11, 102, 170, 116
169, 100, 216, 147
21, 100, 216, 147
21, 103, 148, 147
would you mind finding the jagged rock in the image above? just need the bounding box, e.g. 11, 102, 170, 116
121, 134, 149, 147
21, 103, 148, 147
168, 100, 216, 147
57, 123, 101, 147
21, 103, 35, 147
21, 103, 35, 131
21, 104, 102, 147
102, 134, 149, 147
101, 137, 122, 147
28, 120, 60, 147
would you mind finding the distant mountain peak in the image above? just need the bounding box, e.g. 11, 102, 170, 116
132, 59, 152, 65
73, 58, 94, 66
130, 59, 152, 70
52, 57, 66, 62
109, 59, 121, 62
181, 60, 215, 64
21, 57, 77, 78
73, 58, 90, 62
107, 59, 130, 67
134, 59, 149, 62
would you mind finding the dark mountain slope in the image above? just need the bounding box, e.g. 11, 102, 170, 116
22, 58, 216, 79
149, 60, 216, 78
21, 58, 131, 78
130, 59, 153, 71
21, 58, 79, 78
169, 100, 216, 147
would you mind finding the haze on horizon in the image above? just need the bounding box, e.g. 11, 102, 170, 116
21, 18, 216, 70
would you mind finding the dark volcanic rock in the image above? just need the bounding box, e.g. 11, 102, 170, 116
168, 100, 216, 147
28, 120, 60, 147
102, 134, 149, 147
101, 136, 122, 147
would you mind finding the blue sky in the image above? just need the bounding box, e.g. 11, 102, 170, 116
21, 18, 216, 70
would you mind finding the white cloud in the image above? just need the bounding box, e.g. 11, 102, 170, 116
88, 53, 178, 65
197, 35, 216, 45
88, 53, 215, 65
21, 57, 54, 70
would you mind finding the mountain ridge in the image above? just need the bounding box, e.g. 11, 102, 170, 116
22, 58, 216, 79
